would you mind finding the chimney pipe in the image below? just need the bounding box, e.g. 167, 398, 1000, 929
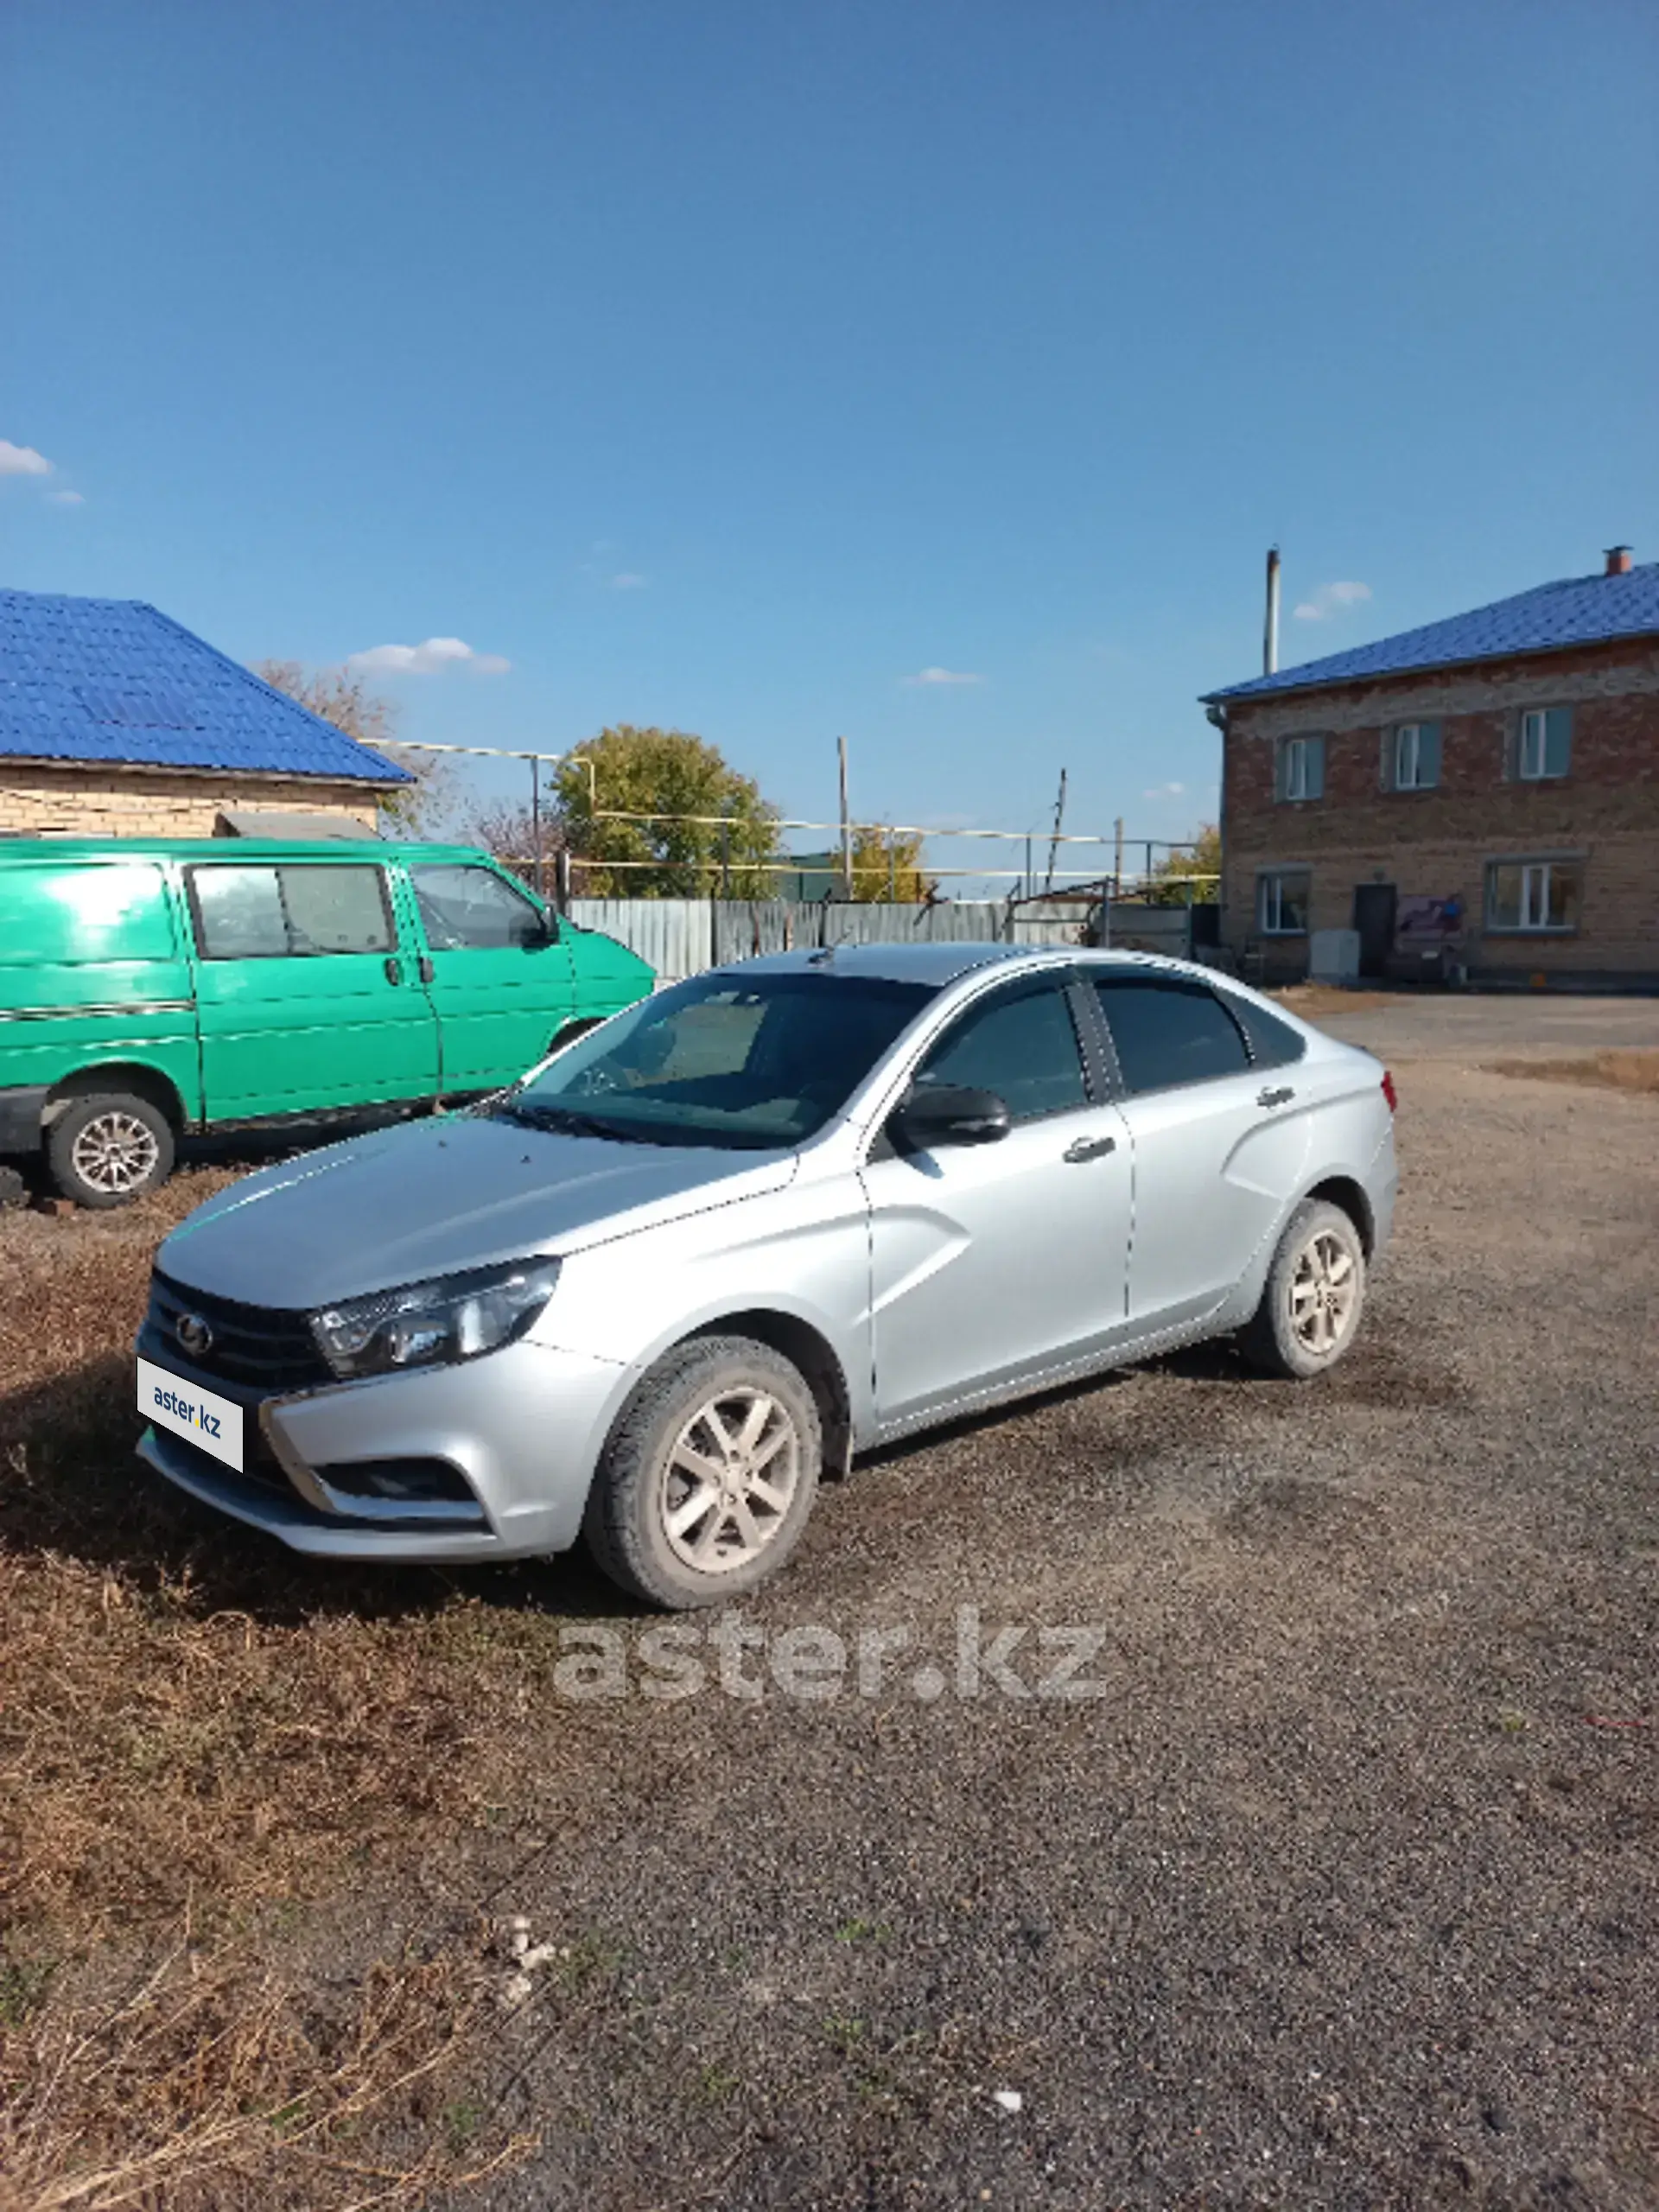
1263, 546, 1281, 676
1605, 544, 1633, 576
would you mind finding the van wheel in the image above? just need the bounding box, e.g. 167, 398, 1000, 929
48, 1093, 175, 1208
582, 1335, 822, 1610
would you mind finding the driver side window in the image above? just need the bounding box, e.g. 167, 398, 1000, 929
411, 865, 547, 950
915, 976, 1088, 1122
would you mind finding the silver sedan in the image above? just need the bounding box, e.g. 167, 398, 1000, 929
136, 944, 1398, 1607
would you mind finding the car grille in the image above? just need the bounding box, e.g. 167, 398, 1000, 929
145, 1272, 332, 1392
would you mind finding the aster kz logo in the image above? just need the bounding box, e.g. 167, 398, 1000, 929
175, 1312, 213, 1359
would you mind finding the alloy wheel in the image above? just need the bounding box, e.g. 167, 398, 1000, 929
658, 1387, 801, 1574
70, 1109, 161, 1197
1289, 1229, 1358, 1357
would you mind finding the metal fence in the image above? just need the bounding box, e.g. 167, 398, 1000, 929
565, 896, 1205, 984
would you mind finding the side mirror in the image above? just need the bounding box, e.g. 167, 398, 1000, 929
528, 912, 559, 949
893, 1082, 1012, 1149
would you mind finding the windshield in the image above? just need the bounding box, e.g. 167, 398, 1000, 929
494, 970, 938, 1149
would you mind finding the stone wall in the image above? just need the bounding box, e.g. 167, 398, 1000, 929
0, 764, 378, 838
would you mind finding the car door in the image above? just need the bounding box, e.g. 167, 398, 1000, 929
1088, 970, 1312, 1333
861, 969, 1132, 1431
407, 861, 577, 1095
188, 859, 440, 1121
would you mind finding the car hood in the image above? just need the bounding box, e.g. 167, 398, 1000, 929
158, 1112, 799, 1309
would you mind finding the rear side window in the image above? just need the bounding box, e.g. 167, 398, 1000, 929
0, 863, 175, 963
191, 866, 394, 959
411, 866, 545, 950
1223, 994, 1307, 1070
916, 977, 1088, 1122
1092, 974, 1250, 1095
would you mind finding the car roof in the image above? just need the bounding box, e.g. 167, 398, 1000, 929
712, 940, 1222, 988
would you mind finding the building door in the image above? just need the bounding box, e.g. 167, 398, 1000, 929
1352, 884, 1397, 980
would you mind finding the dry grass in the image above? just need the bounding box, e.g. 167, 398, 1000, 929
0, 1168, 568, 2203
0, 1929, 531, 2211
1489, 1047, 1659, 1095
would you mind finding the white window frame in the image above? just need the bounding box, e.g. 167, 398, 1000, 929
1281, 736, 1316, 802
1257, 871, 1310, 936
1484, 858, 1581, 935
1518, 707, 1570, 781
1394, 722, 1432, 790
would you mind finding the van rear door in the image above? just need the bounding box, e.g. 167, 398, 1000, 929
185, 859, 440, 1120
0, 855, 200, 1129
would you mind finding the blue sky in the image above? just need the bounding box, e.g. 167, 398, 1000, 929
3, 0, 1656, 881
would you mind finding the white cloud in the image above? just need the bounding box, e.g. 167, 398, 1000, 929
1142, 781, 1187, 801
48, 488, 85, 507
346, 636, 511, 677
901, 666, 984, 687
609, 572, 648, 590
1294, 580, 1372, 622
0, 441, 54, 477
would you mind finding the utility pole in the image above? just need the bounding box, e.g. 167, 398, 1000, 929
531, 755, 543, 898
837, 735, 854, 900
1042, 767, 1068, 894
1113, 815, 1125, 901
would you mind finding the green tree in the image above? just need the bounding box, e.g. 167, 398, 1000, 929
1141, 823, 1222, 906
554, 726, 779, 897
252, 660, 453, 835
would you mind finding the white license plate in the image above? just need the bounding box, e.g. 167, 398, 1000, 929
137, 1357, 245, 1472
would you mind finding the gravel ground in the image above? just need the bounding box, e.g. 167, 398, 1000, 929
397, 1001, 1659, 2212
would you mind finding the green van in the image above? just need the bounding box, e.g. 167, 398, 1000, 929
0, 837, 654, 1206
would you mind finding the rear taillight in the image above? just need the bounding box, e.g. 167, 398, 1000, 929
1381, 1070, 1398, 1113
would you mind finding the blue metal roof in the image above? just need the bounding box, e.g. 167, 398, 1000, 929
0, 588, 411, 784
1204, 561, 1659, 703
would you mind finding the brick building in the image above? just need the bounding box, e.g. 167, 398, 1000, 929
1201, 550, 1659, 988
0, 588, 409, 836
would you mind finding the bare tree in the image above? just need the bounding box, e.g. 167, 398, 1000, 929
252, 660, 454, 835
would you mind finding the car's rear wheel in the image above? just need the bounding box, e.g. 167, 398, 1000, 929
1240, 1198, 1366, 1379
582, 1334, 822, 1609
47, 1092, 175, 1209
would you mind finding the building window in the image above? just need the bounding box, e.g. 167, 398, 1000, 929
1391, 721, 1441, 790
1485, 859, 1582, 934
1275, 734, 1325, 803
1518, 707, 1572, 780
1257, 871, 1310, 935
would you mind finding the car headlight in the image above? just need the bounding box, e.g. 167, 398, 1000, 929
309, 1259, 562, 1381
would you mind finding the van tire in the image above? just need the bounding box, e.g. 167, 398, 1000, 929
47, 1092, 175, 1209
582, 1334, 822, 1610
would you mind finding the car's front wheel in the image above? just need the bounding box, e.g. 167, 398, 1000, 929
1240, 1198, 1367, 1378
582, 1334, 822, 1609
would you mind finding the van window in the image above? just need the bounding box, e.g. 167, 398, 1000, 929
191, 866, 394, 960
0, 863, 175, 963
412, 865, 545, 950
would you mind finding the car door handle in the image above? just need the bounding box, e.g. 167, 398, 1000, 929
1063, 1135, 1117, 1163
384, 956, 403, 985
1257, 1085, 1295, 1108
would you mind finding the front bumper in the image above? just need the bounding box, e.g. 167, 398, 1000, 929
137, 1333, 634, 1563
